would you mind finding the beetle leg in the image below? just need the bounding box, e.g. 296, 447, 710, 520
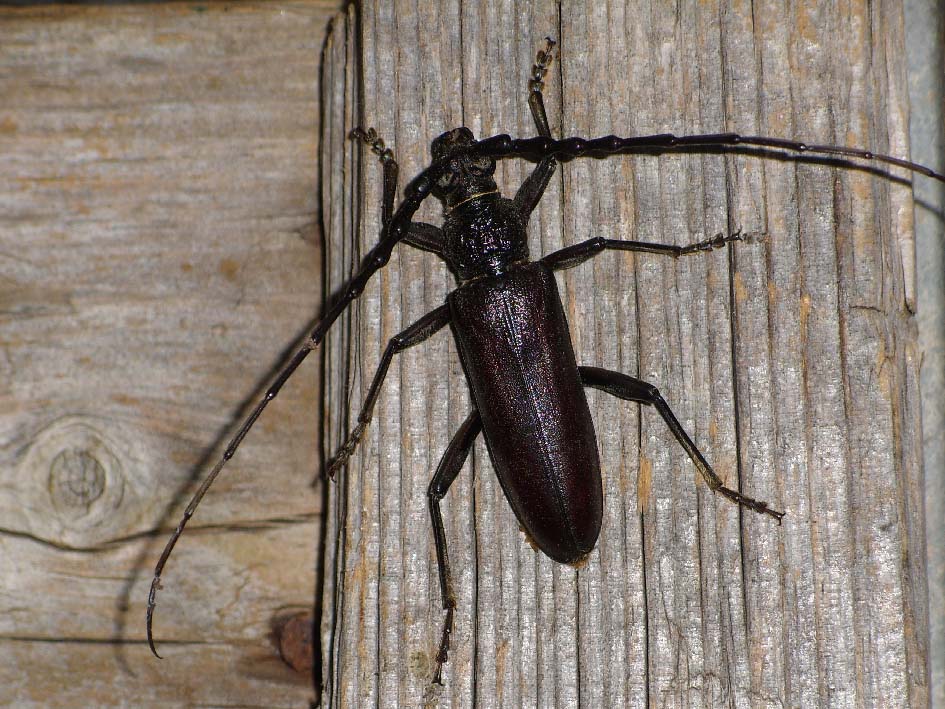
541, 229, 765, 271
513, 38, 559, 219
579, 366, 784, 522
351, 127, 449, 258
326, 304, 451, 478
427, 410, 482, 685
513, 156, 558, 219
402, 221, 446, 257
527, 36, 556, 139
350, 126, 399, 227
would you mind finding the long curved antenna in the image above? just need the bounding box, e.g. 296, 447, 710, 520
146, 145, 452, 658
475, 132, 945, 184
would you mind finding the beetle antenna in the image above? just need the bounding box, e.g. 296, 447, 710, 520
147, 131, 450, 659
147, 343, 315, 658
476, 132, 945, 185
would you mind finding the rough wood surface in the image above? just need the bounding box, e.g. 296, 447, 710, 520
0, 3, 338, 707
906, 2, 945, 706
321, 2, 930, 707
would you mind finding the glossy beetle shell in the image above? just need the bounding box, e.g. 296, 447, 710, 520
449, 261, 602, 563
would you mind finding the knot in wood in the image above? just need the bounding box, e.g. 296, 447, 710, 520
16, 416, 133, 548
49, 447, 106, 510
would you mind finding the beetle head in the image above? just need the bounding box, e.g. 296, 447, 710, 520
430, 127, 498, 206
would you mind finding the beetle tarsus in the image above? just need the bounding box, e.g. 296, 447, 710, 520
326, 420, 368, 479
529, 36, 556, 92
433, 605, 455, 686
677, 227, 766, 255
716, 485, 785, 522
528, 37, 556, 138
350, 126, 395, 164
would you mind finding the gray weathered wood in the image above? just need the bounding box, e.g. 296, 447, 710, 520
0, 3, 338, 707
905, 2, 945, 706
321, 1, 930, 707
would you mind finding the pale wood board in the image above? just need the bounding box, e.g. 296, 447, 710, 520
0, 3, 339, 707
905, 2, 945, 706
321, 2, 930, 707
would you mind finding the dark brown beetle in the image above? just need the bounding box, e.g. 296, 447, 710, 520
147, 38, 944, 686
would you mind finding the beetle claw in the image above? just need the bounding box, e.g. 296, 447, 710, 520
432, 605, 454, 685
326, 421, 368, 479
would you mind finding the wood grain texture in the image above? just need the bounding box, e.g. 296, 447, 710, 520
321, 1, 930, 707
0, 3, 339, 707
905, 2, 945, 706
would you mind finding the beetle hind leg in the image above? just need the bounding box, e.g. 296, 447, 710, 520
580, 366, 783, 522
427, 410, 482, 685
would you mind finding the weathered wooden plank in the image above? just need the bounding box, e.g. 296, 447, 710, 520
905, 2, 945, 706
0, 2, 338, 706
321, 1, 931, 707
6, 642, 306, 709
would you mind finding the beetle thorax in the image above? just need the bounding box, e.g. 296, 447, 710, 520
430, 127, 529, 280
441, 196, 529, 281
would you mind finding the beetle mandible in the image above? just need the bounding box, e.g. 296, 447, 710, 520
147, 37, 945, 686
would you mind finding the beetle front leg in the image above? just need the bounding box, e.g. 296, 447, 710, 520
580, 366, 783, 522
350, 127, 399, 227
427, 410, 482, 685
527, 36, 556, 138
350, 126, 450, 259
326, 304, 451, 478
541, 229, 765, 271
512, 38, 559, 219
